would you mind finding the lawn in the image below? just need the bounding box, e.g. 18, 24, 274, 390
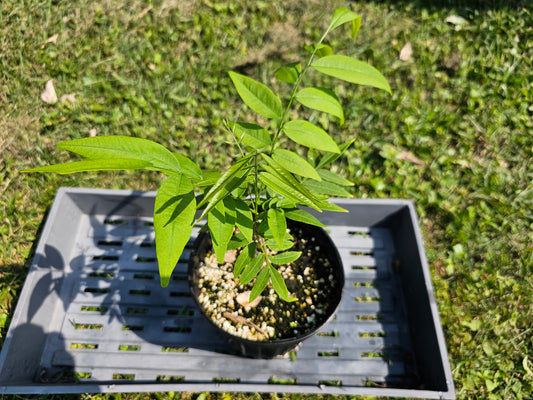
1, 0, 532, 399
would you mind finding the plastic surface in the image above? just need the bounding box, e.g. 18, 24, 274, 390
0, 188, 455, 398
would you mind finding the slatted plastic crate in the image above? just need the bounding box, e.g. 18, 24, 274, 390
0, 187, 455, 398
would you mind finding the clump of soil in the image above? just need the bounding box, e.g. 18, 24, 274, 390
191, 224, 342, 341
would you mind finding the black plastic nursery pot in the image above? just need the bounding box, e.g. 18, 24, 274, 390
0, 188, 455, 398
188, 220, 345, 359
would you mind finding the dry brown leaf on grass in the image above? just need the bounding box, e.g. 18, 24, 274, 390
60, 93, 77, 103
41, 33, 59, 48
396, 150, 427, 167
41, 80, 58, 104
399, 42, 413, 61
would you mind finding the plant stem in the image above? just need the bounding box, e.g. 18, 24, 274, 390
270, 30, 331, 154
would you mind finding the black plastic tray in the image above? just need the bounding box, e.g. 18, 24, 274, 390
0, 188, 454, 398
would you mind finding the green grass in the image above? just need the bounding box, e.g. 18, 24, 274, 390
1, 0, 532, 399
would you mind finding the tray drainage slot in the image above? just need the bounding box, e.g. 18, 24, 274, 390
316, 330, 339, 337
319, 380, 342, 387
89, 272, 115, 279
73, 323, 103, 330
80, 305, 108, 313
92, 255, 119, 261
129, 289, 151, 296
212, 378, 240, 383
126, 307, 149, 315
84, 288, 110, 294
169, 291, 191, 298
122, 325, 144, 332
359, 331, 386, 338
156, 375, 185, 382
167, 307, 194, 316
118, 345, 141, 351
317, 350, 340, 357
135, 256, 157, 263
161, 346, 189, 353
70, 343, 98, 350
97, 240, 123, 247
133, 273, 155, 280
163, 326, 192, 333
268, 376, 297, 385
104, 218, 127, 226
112, 373, 135, 380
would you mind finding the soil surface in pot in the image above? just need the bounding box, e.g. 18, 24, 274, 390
193, 224, 341, 341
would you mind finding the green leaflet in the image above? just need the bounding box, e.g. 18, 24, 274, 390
272, 149, 321, 181
327, 7, 361, 38
268, 251, 302, 265
303, 179, 353, 197
249, 267, 270, 302
231, 121, 271, 150
154, 175, 196, 287
305, 44, 333, 58
234, 198, 254, 242
197, 156, 251, 220
265, 235, 294, 252
227, 232, 249, 250
316, 139, 354, 169
269, 265, 297, 302
268, 208, 287, 249
239, 253, 265, 285
172, 153, 203, 179
295, 87, 344, 125
312, 55, 392, 94
282, 120, 340, 153
229, 71, 283, 119
57, 135, 182, 175
317, 169, 354, 186
260, 172, 316, 211
234, 242, 256, 277
274, 62, 301, 84
208, 196, 236, 263
23, 159, 151, 174
262, 154, 324, 209
284, 208, 327, 228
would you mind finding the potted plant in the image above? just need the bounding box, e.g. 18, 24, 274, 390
24, 7, 391, 358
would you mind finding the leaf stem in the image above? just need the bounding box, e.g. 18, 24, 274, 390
270, 30, 331, 154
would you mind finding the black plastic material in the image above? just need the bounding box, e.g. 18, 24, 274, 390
188, 220, 345, 359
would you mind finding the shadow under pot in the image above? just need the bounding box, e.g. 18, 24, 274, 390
188, 220, 345, 359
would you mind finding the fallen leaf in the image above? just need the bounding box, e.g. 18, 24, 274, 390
60, 93, 76, 103
41, 80, 58, 104
41, 33, 59, 48
445, 15, 468, 26
236, 290, 262, 308
396, 151, 427, 167
399, 42, 413, 61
